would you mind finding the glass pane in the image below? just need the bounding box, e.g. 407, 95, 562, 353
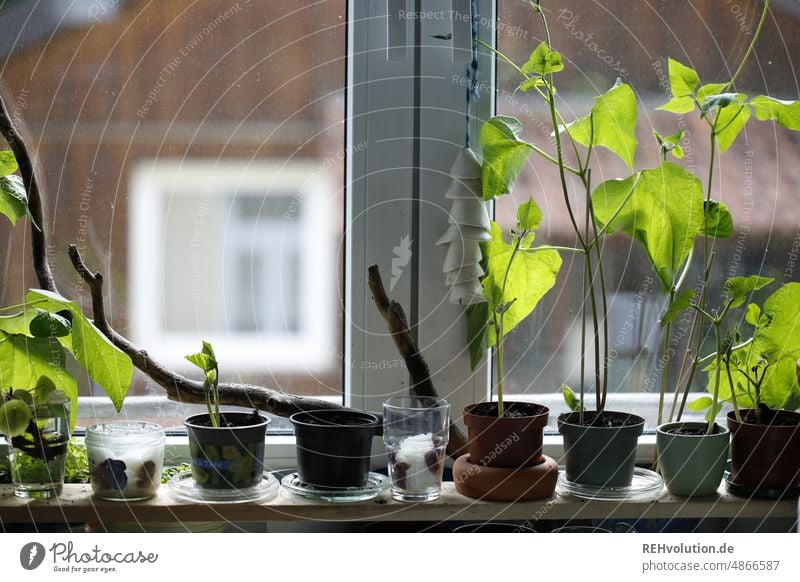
494, 1, 799, 429
0, 1, 346, 431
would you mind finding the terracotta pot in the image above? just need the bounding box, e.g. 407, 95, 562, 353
557, 411, 645, 487
463, 401, 549, 468
727, 409, 800, 492
452, 453, 558, 501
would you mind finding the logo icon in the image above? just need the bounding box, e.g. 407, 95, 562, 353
390, 234, 412, 291
20, 542, 45, 571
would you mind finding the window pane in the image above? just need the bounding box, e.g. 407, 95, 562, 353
494, 1, 800, 428
0, 1, 346, 430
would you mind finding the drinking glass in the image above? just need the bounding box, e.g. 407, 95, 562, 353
383, 396, 449, 502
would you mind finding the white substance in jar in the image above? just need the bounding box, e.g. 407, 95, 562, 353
85, 422, 165, 501
394, 433, 441, 492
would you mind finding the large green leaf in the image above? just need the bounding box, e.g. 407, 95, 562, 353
592, 162, 705, 290
567, 82, 638, 168
25, 289, 133, 411
481, 221, 561, 345
657, 96, 695, 114
521, 42, 564, 75
700, 200, 734, 239
667, 58, 700, 98
760, 356, 800, 411
0, 174, 28, 225
749, 96, 800, 131
754, 282, 800, 361
0, 332, 78, 429
661, 290, 695, 328
480, 116, 533, 201
696, 83, 728, 102
516, 197, 543, 231
0, 150, 18, 177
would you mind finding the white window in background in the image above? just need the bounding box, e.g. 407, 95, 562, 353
129, 160, 336, 374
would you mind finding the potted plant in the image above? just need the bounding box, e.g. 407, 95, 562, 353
458, 196, 562, 500
183, 341, 270, 490
685, 282, 800, 496
0, 378, 70, 498
651, 0, 800, 496
471, 2, 647, 488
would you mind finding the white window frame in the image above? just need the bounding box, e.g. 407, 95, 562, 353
128, 159, 336, 374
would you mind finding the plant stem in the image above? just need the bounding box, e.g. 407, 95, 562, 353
708, 322, 723, 434
725, 0, 771, 91
524, 245, 585, 254
696, 337, 754, 366
725, 356, 741, 422
658, 289, 676, 426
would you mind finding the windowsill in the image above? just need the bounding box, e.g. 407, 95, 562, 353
0, 482, 794, 525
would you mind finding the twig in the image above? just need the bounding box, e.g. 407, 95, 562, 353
368, 265, 468, 458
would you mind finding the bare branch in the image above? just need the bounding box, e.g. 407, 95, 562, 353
0, 92, 57, 293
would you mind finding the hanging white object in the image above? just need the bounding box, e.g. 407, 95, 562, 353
440, 147, 489, 305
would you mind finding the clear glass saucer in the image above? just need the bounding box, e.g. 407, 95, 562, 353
167, 471, 279, 504
557, 468, 664, 501
281, 472, 390, 503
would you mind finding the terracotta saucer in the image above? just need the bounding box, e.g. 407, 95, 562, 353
453, 454, 558, 501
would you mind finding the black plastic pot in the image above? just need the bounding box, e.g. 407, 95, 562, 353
290, 409, 381, 488
184, 412, 270, 490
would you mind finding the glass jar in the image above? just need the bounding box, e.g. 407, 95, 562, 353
6, 403, 70, 499
85, 422, 165, 501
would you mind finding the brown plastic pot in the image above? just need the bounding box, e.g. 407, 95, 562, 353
463, 401, 549, 468
727, 409, 800, 492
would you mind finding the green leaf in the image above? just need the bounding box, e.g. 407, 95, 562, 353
754, 282, 800, 361
561, 384, 581, 412
466, 302, 490, 370
480, 116, 534, 201
662, 290, 695, 327
522, 42, 564, 75
430, 33, 452, 40
0, 174, 28, 225
657, 96, 695, 114
687, 396, 713, 411
0, 332, 78, 429
592, 162, 705, 290
760, 356, 800, 410
696, 83, 728, 102
724, 275, 774, 308
654, 129, 686, 159
667, 58, 700, 97
700, 200, 734, 239
749, 96, 800, 131
714, 103, 751, 152
25, 289, 133, 412
567, 81, 638, 168
705, 402, 723, 424
0, 150, 18, 177
519, 77, 545, 92
516, 197, 543, 231
29, 309, 72, 338
0, 399, 32, 437
745, 303, 761, 326
481, 222, 561, 343
0, 310, 38, 336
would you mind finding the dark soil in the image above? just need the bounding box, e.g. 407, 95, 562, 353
568, 411, 642, 428
191, 409, 264, 428
740, 406, 800, 427
667, 424, 722, 436
470, 401, 546, 418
